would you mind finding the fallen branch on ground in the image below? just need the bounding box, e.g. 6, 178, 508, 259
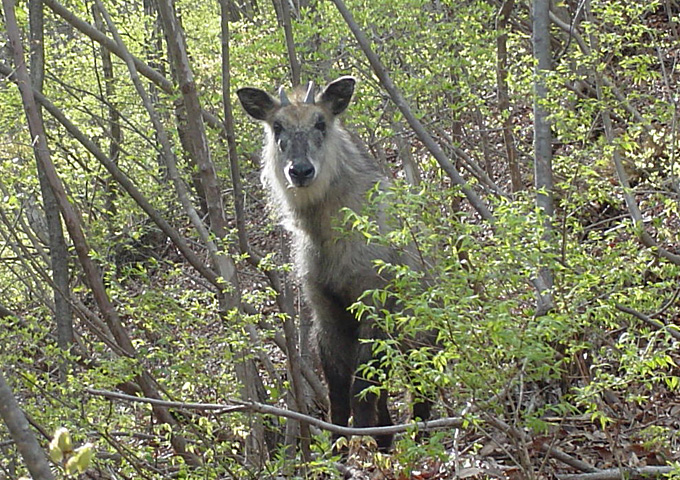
557, 466, 675, 480
86, 388, 464, 437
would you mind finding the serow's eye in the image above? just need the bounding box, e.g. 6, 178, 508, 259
314, 117, 326, 133
273, 121, 283, 137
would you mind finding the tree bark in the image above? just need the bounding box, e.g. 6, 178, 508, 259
278, 0, 301, 86
3, 0, 200, 465
28, 0, 74, 380
532, 0, 555, 315
219, 0, 252, 263
532, 0, 553, 218
496, 0, 522, 192
0, 369, 56, 480
155, 0, 240, 310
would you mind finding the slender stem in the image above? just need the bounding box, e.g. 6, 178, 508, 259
0, 369, 55, 480
329, 0, 494, 223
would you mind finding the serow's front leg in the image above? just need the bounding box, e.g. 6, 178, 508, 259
351, 341, 394, 451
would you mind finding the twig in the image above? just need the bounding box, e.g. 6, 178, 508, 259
540, 444, 597, 473
0, 63, 221, 288
549, 10, 654, 135
87, 388, 247, 412
485, 414, 598, 474
0, 367, 55, 480
93, 0, 231, 296
581, 5, 680, 267
330, 0, 495, 223
277, 0, 300, 86
42, 0, 225, 142
557, 466, 675, 480
650, 286, 680, 318
94, 384, 605, 477
615, 303, 680, 341
86, 388, 464, 437
155, 0, 240, 308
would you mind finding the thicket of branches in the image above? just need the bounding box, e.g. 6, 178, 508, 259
0, 0, 679, 478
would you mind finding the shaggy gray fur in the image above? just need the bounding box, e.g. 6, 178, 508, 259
238, 77, 429, 450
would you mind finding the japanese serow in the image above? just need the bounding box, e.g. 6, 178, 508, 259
237, 77, 431, 450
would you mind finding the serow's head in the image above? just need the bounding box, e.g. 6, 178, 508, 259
237, 76, 356, 189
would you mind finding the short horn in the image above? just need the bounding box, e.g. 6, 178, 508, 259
279, 87, 291, 106
304, 82, 315, 104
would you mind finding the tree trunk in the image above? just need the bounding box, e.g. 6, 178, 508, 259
155, 0, 240, 310
532, 0, 555, 316
5, 0, 201, 464
497, 0, 522, 192
0, 369, 55, 480
28, 0, 74, 380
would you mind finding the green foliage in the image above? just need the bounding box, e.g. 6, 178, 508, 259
346, 171, 679, 462
1, 0, 679, 477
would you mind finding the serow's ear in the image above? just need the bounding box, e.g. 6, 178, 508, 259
319, 76, 356, 115
237, 88, 278, 120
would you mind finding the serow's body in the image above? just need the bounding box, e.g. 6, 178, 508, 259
237, 77, 430, 450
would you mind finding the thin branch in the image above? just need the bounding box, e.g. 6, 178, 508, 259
43, 0, 172, 91
218, 0, 262, 267
4, 4, 200, 463
0, 368, 55, 480
329, 0, 494, 223
599, 83, 680, 266
85, 388, 464, 437
615, 303, 680, 341
155, 0, 240, 307
0, 303, 17, 319
484, 413, 598, 475
549, 9, 654, 135
496, 0, 522, 192
43, 0, 225, 133
0, 63, 220, 288
579, 5, 680, 267
91, 0, 229, 299
278, 0, 301, 86
557, 466, 675, 480
4, 0, 134, 361
540, 444, 597, 473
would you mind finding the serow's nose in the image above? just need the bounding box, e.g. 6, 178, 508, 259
289, 163, 315, 181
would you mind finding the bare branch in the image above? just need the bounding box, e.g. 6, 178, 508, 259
277, 0, 301, 86
156, 0, 240, 307
557, 466, 675, 480
549, 9, 654, 134
0, 63, 220, 288
496, 0, 522, 192
594, 72, 680, 266
91, 0, 230, 302
329, 0, 494, 223
615, 303, 680, 341
43, 0, 225, 132
86, 388, 464, 437
0, 369, 55, 480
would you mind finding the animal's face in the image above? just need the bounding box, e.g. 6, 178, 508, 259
270, 105, 329, 188
237, 77, 356, 191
